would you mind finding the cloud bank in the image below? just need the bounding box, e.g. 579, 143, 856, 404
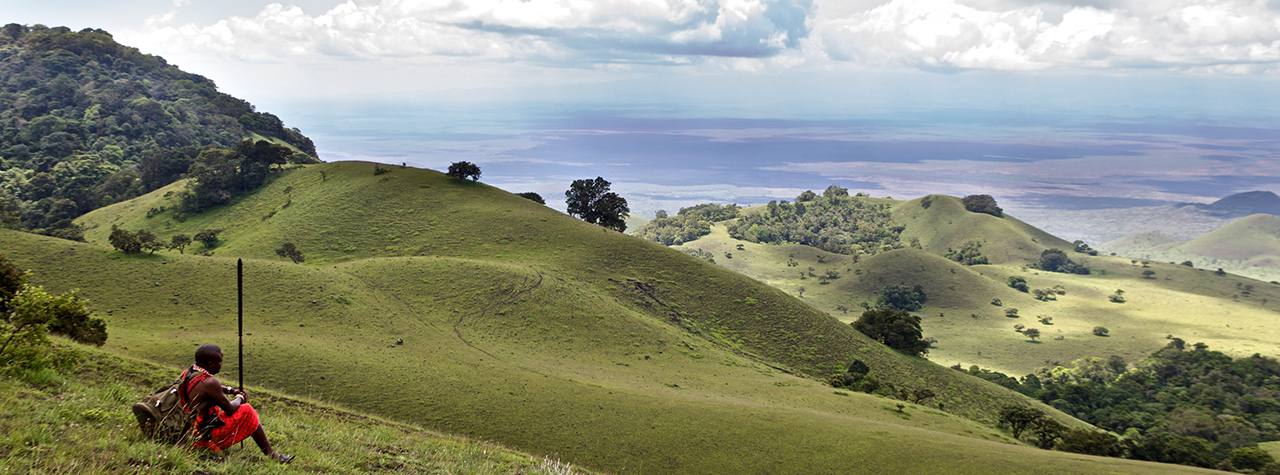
130, 0, 814, 66
123, 0, 1280, 74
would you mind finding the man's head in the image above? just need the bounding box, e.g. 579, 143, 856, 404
195, 344, 223, 374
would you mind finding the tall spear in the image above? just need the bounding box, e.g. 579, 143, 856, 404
237, 258, 244, 391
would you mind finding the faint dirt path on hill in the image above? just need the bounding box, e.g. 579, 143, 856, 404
452, 272, 544, 358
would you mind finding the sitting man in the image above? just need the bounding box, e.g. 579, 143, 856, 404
179, 344, 293, 463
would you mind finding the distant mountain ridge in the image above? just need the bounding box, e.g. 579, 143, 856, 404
1099, 213, 1280, 282
1016, 190, 1279, 245
1187, 190, 1280, 217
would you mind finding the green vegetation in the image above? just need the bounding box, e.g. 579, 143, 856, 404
972, 342, 1280, 472
0, 344, 594, 474
1033, 248, 1091, 274
0, 25, 317, 239
725, 189, 902, 255
634, 203, 740, 245
446, 161, 481, 182
0, 254, 106, 370
852, 308, 929, 357
962, 194, 1003, 217
875, 284, 928, 311
565, 176, 629, 232
945, 239, 990, 265
17, 164, 1219, 474
1007, 276, 1028, 292
516, 192, 544, 204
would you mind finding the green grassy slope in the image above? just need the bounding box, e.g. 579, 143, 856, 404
5, 234, 1209, 475
673, 196, 1280, 376
0, 343, 595, 474
1099, 215, 1280, 282
894, 195, 1073, 264
1180, 213, 1280, 260
0, 162, 1201, 474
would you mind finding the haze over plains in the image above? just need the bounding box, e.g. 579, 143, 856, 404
9, 0, 1280, 227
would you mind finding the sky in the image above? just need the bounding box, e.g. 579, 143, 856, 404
6, 0, 1280, 224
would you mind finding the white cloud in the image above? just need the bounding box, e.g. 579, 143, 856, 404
818, 0, 1280, 72
122, 0, 814, 66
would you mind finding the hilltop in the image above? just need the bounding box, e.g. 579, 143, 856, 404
0, 24, 318, 239
1100, 214, 1280, 282
1014, 191, 1280, 245
0, 161, 1211, 474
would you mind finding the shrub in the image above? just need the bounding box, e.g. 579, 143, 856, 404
168, 234, 192, 254
1005, 308, 1019, 317
945, 239, 989, 265
1007, 276, 1028, 292
517, 192, 545, 204
1034, 248, 1089, 274
1093, 326, 1109, 336
275, 242, 305, 263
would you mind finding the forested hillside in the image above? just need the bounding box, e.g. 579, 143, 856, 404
0, 24, 317, 239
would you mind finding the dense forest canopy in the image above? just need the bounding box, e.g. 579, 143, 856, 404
0, 24, 318, 239
634, 203, 741, 245
725, 186, 903, 256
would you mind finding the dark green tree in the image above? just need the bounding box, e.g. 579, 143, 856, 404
852, 308, 929, 357
1057, 428, 1120, 456
998, 405, 1044, 439
1035, 248, 1089, 274
275, 242, 305, 263
168, 234, 192, 254
565, 177, 630, 232
962, 194, 1003, 217
108, 225, 141, 254
447, 161, 481, 181
194, 228, 223, 248
875, 284, 927, 311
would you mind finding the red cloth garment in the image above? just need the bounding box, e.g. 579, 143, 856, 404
192, 403, 260, 452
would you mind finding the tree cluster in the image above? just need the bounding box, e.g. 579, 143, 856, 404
634, 203, 741, 245
725, 188, 902, 256
944, 239, 989, 265
565, 177, 629, 232
875, 284, 928, 311
0, 25, 317, 239
1034, 248, 1090, 274
964, 342, 1280, 471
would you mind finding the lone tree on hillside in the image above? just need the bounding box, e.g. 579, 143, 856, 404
194, 228, 223, 249
446, 161, 481, 181
1024, 328, 1041, 341
565, 177, 630, 232
852, 308, 930, 357
275, 242, 305, 263
962, 194, 1003, 217
168, 234, 192, 254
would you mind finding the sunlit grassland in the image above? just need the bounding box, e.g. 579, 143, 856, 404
678, 196, 1280, 376
0, 344, 592, 475
3, 161, 1214, 474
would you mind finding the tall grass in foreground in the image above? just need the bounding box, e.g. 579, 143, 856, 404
0, 345, 593, 474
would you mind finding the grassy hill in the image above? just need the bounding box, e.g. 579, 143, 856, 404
672, 196, 1280, 376
0, 343, 593, 474
0, 161, 1213, 474
1099, 214, 1280, 282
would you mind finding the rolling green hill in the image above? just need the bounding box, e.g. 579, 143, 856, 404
0, 161, 1214, 474
672, 195, 1280, 377
1099, 214, 1280, 282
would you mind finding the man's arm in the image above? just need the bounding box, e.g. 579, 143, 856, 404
198, 376, 242, 416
